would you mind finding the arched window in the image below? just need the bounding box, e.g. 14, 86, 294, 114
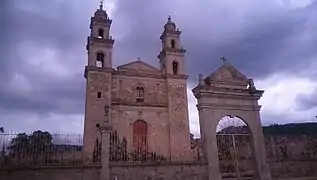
133, 120, 148, 152
172, 61, 178, 75
171, 39, 176, 48
96, 53, 104, 68
98, 28, 104, 39
135, 86, 145, 102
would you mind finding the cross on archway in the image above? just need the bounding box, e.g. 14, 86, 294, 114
220, 56, 228, 65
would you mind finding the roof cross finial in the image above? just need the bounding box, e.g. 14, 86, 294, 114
99, 0, 104, 10
220, 56, 228, 65
168, 15, 172, 22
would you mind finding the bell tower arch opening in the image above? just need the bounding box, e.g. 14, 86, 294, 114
98, 28, 104, 39
171, 39, 176, 48
172, 61, 178, 75
96, 52, 105, 68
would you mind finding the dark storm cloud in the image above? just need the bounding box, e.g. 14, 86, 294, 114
113, 0, 317, 81
1, 0, 317, 132
296, 88, 317, 111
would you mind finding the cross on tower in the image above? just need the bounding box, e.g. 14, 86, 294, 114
99, 0, 104, 10
220, 56, 228, 65
168, 15, 172, 22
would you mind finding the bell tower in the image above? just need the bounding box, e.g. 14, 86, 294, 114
83, 1, 114, 163
86, 1, 114, 68
158, 16, 187, 77
158, 16, 191, 161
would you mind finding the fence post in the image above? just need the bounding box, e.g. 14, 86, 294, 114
99, 124, 112, 180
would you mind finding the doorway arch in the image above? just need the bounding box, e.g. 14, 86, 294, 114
216, 115, 256, 179
133, 120, 148, 152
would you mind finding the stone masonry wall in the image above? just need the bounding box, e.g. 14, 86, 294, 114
270, 161, 317, 180
110, 162, 208, 180
110, 75, 170, 157
0, 165, 100, 180
84, 71, 112, 161
2, 161, 317, 180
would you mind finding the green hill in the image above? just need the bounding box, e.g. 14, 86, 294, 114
263, 123, 317, 135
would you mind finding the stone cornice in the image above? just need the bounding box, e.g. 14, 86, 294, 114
88, 36, 115, 46
86, 36, 114, 51
160, 30, 182, 40
158, 48, 186, 59
192, 86, 264, 100
165, 74, 189, 79
84, 66, 114, 78
85, 66, 189, 80
113, 70, 188, 80
111, 101, 168, 108
90, 17, 112, 27
196, 103, 262, 111
112, 70, 165, 79
194, 91, 263, 100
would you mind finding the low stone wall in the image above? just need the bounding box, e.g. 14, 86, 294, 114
269, 161, 317, 180
0, 165, 100, 180
110, 161, 208, 180
0, 162, 208, 180
1, 161, 317, 180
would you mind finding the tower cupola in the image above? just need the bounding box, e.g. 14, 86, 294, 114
164, 16, 176, 31
94, 1, 109, 20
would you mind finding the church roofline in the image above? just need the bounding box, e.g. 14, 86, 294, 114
116, 60, 160, 71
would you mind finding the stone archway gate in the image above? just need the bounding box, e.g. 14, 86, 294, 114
192, 61, 272, 180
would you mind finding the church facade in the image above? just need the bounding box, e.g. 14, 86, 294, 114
83, 3, 191, 161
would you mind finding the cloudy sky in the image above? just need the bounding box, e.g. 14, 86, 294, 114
1, 0, 317, 136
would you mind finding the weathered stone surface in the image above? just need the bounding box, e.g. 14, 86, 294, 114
193, 62, 271, 180
110, 163, 208, 180
2, 161, 317, 180
1, 166, 100, 180
270, 161, 317, 180
84, 7, 191, 162
117, 60, 161, 74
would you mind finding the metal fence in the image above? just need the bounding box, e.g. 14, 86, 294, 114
1, 131, 317, 167
217, 134, 255, 178
0, 132, 83, 166
108, 130, 202, 163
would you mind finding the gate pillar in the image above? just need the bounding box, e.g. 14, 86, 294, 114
98, 124, 113, 180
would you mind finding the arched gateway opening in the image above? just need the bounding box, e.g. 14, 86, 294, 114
216, 115, 256, 179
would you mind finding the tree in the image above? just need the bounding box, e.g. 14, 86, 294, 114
8, 133, 30, 159
8, 131, 53, 164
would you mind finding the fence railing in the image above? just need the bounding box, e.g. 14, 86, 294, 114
1, 131, 317, 167
108, 130, 202, 163
0, 132, 83, 166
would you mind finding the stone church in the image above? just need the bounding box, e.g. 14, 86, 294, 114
83, 3, 192, 161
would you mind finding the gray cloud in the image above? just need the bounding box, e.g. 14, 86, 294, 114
1, 0, 317, 132
296, 88, 317, 111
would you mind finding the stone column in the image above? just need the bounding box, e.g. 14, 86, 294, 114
198, 106, 222, 180
99, 124, 112, 180
252, 112, 272, 180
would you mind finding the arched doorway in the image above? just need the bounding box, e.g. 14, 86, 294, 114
216, 115, 255, 179
133, 120, 148, 152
